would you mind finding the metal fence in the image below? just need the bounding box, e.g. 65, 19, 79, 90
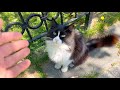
5, 12, 91, 43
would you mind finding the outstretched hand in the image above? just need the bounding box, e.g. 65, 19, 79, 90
0, 18, 31, 78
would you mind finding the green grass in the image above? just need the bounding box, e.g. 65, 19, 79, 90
77, 12, 120, 38
1, 12, 120, 78
80, 71, 99, 78
27, 45, 49, 78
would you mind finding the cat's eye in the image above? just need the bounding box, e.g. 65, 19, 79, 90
61, 35, 66, 37
53, 32, 57, 35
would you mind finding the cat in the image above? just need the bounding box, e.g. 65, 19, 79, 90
45, 18, 119, 72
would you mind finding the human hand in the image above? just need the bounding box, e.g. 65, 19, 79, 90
0, 18, 31, 78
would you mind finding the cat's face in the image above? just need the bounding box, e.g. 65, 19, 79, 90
47, 19, 74, 44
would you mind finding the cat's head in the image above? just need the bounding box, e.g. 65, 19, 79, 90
47, 18, 74, 44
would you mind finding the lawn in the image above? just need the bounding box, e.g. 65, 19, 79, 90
0, 12, 120, 78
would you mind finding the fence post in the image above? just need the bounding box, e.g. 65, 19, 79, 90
84, 12, 91, 30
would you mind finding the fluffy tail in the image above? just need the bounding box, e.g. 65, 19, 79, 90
86, 35, 119, 52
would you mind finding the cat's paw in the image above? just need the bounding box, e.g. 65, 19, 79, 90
69, 63, 75, 68
55, 64, 61, 69
61, 67, 68, 72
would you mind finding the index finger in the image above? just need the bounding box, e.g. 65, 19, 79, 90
7, 59, 31, 78
0, 32, 22, 45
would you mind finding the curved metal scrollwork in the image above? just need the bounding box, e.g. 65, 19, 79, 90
4, 12, 90, 43
26, 14, 43, 29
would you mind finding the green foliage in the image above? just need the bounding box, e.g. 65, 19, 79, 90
100, 12, 120, 26
78, 12, 120, 39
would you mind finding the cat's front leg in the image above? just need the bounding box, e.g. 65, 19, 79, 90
69, 63, 75, 68
54, 63, 62, 69
61, 66, 69, 72
61, 60, 73, 72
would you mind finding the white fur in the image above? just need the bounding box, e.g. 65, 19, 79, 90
45, 31, 73, 72
53, 31, 62, 44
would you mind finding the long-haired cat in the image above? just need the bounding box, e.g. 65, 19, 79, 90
45, 19, 119, 72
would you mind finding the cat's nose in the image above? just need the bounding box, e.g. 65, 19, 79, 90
53, 38, 62, 44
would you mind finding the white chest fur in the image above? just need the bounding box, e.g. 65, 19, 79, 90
45, 40, 72, 64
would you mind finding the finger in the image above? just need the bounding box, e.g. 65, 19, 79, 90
0, 57, 5, 68
7, 59, 31, 78
0, 32, 22, 46
0, 18, 3, 30
5, 47, 30, 69
0, 40, 29, 57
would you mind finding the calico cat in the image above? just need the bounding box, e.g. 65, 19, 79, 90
45, 19, 119, 72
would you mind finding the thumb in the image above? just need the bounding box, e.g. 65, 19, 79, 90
0, 18, 3, 31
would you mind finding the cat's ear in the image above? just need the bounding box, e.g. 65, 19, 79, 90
64, 24, 74, 33
51, 18, 58, 28
65, 24, 74, 31
68, 24, 74, 30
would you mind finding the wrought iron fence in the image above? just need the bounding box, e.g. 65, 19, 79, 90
4, 12, 91, 43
